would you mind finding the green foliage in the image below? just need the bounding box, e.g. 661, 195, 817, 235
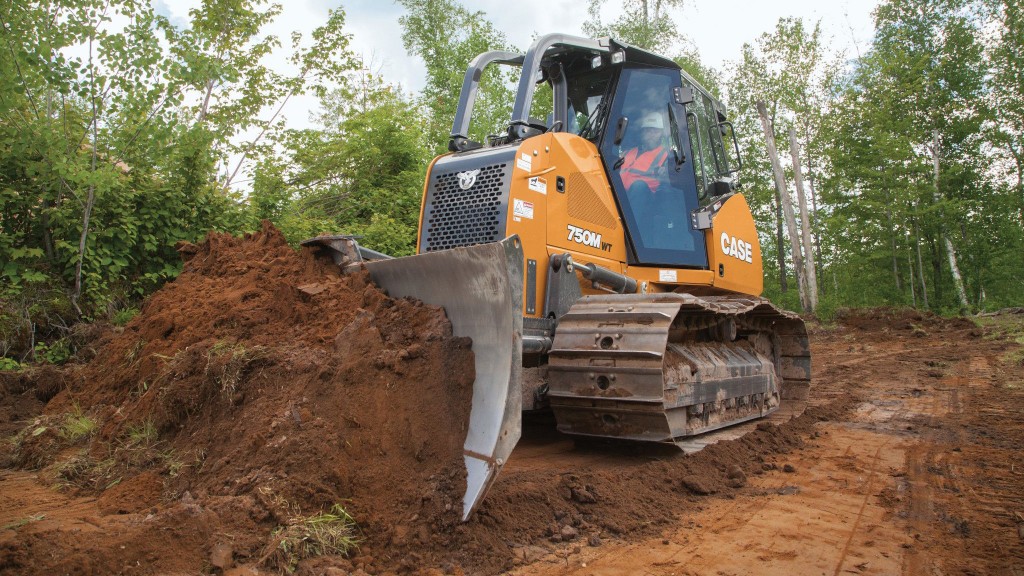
583, 0, 685, 54
0, 0, 357, 357
252, 72, 428, 255
726, 18, 838, 302
816, 0, 1005, 311
398, 0, 517, 153
112, 307, 139, 326
348, 214, 417, 258
33, 339, 72, 365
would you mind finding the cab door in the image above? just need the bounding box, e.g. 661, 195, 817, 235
599, 66, 708, 269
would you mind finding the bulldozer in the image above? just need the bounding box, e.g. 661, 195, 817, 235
304, 34, 810, 521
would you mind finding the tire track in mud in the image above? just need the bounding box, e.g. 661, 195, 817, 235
830, 439, 890, 576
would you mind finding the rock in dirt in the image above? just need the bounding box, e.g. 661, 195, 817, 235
681, 475, 716, 495
560, 525, 579, 541
726, 464, 747, 488
571, 487, 598, 503
727, 465, 746, 480
210, 542, 234, 570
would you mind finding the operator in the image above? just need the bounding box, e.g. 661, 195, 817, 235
620, 113, 670, 218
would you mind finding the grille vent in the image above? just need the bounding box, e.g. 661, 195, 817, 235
567, 172, 617, 229
424, 163, 509, 252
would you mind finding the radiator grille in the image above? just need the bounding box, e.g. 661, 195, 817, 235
423, 163, 509, 252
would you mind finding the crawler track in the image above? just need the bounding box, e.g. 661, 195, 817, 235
545, 293, 810, 450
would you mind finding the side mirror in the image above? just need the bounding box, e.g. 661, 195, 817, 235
706, 179, 734, 197
718, 121, 743, 174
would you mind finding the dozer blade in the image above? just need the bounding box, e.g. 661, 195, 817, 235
360, 236, 524, 521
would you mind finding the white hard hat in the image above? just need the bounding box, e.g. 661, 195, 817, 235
640, 113, 664, 130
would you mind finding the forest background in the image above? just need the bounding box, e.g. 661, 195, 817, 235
2, 0, 1022, 366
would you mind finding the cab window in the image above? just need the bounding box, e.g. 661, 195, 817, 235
599, 67, 708, 268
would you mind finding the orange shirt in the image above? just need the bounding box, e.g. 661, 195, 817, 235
621, 146, 668, 192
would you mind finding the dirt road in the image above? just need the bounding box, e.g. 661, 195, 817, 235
1, 307, 1022, 575
499, 310, 1024, 576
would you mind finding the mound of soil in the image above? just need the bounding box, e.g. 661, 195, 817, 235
3, 222, 475, 574
832, 307, 978, 334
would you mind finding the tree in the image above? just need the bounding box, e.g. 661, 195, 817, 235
161, 0, 356, 190
821, 0, 991, 311
583, 1, 723, 97
397, 0, 516, 153
0, 0, 356, 359
583, 0, 685, 53
250, 71, 428, 255
727, 18, 837, 305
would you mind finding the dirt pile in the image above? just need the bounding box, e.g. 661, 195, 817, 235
832, 306, 980, 334
2, 222, 475, 574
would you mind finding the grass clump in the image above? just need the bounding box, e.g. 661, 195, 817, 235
125, 419, 158, 447
8, 407, 97, 469
60, 405, 96, 442
261, 503, 360, 572
55, 451, 118, 491
206, 341, 266, 393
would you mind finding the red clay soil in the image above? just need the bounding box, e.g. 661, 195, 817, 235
1, 222, 475, 574
1, 227, 1021, 575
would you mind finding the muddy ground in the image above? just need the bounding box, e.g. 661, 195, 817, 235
1, 228, 1022, 575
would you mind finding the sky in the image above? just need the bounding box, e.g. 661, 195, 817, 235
154, 0, 881, 131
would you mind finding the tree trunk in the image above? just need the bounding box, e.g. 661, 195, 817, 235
907, 252, 916, 307
930, 236, 943, 305
913, 217, 928, 309
931, 130, 969, 310
73, 33, 100, 317
198, 79, 215, 122
888, 210, 900, 291
775, 194, 787, 292
943, 236, 968, 309
804, 134, 823, 289
1009, 140, 1024, 223
42, 92, 55, 263
757, 101, 808, 312
788, 127, 818, 312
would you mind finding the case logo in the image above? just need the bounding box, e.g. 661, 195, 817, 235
721, 232, 753, 263
457, 169, 480, 190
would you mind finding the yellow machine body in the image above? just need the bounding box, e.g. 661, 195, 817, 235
415, 132, 765, 314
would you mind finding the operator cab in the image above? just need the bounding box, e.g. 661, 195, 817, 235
447, 35, 741, 269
